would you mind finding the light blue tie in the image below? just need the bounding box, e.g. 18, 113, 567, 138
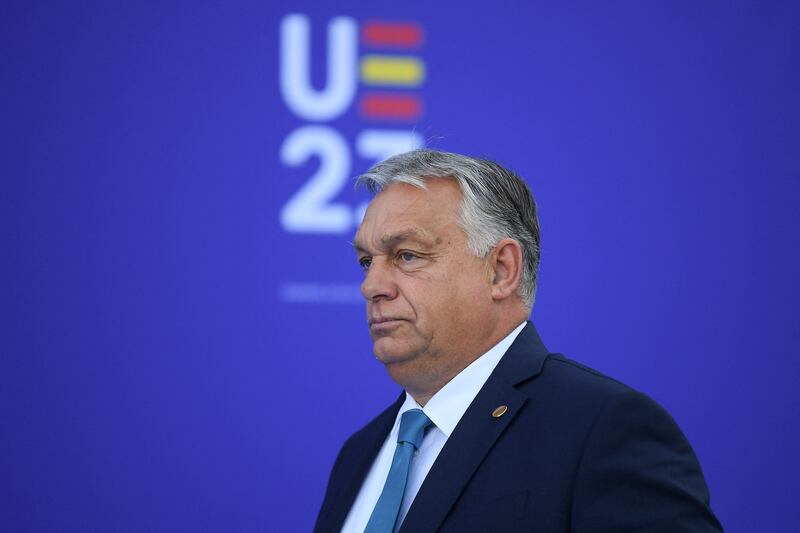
364, 408, 432, 533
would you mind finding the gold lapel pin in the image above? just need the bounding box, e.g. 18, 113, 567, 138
492, 405, 508, 418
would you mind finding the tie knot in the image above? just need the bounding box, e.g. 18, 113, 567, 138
397, 408, 432, 450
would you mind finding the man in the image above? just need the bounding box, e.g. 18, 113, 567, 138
315, 149, 722, 532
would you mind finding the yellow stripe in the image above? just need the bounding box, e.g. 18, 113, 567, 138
360, 55, 425, 86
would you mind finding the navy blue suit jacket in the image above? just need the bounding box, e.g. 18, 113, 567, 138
315, 323, 722, 532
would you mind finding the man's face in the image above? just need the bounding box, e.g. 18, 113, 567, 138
353, 180, 495, 388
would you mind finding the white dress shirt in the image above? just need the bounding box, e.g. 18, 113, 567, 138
341, 322, 527, 532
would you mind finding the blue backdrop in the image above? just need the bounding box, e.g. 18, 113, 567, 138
4, 1, 799, 531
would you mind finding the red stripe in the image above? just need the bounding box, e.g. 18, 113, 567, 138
361, 22, 423, 48
360, 94, 422, 120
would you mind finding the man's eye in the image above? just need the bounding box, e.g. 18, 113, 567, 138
398, 252, 417, 262
359, 257, 372, 271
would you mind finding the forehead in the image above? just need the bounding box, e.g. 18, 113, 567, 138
355, 180, 464, 248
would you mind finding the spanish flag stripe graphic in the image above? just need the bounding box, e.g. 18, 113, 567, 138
360, 55, 425, 86
361, 22, 423, 48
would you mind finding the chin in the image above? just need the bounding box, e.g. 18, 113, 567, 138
373, 339, 419, 366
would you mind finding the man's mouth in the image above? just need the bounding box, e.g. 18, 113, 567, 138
368, 317, 405, 331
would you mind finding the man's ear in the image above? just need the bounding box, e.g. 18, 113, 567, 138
490, 238, 523, 301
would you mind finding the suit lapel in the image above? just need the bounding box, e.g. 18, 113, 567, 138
322, 394, 404, 531
399, 322, 549, 531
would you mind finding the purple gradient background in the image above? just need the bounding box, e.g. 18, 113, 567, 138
3, 1, 799, 531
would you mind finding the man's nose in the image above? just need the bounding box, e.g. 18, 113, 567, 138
360, 258, 398, 302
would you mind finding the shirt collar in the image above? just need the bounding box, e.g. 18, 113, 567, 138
392, 322, 527, 438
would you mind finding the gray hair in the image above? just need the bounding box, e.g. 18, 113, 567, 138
356, 148, 541, 308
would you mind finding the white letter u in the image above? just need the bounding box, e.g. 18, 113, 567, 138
280, 14, 357, 121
